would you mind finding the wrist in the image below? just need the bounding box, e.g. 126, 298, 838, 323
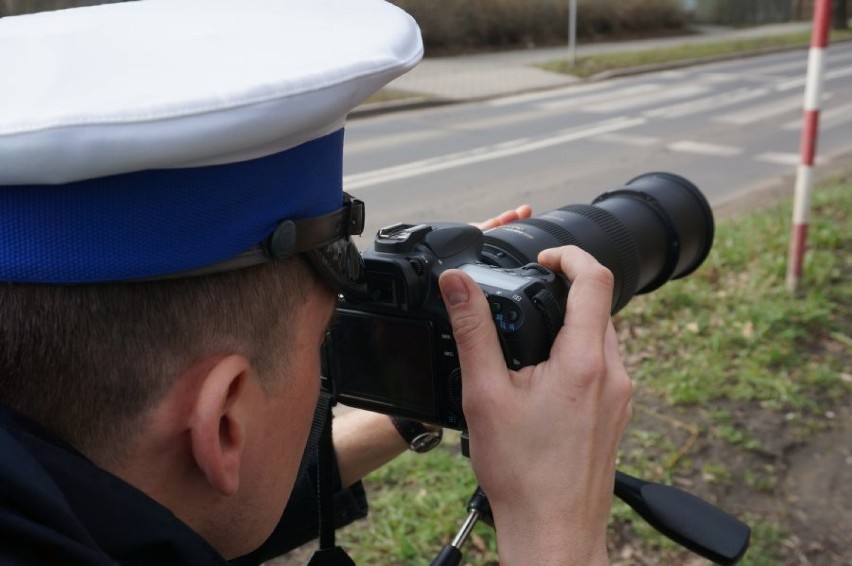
491, 504, 609, 565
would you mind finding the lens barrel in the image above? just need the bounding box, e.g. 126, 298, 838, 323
480, 172, 714, 313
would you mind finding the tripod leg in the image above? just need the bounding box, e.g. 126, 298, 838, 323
431, 486, 492, 566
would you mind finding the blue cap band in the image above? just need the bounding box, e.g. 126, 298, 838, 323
0, 129, 344, 283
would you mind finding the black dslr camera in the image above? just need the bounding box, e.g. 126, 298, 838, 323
323, 172, 714, 429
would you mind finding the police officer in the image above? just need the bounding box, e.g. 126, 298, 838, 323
0, 1, 631, 563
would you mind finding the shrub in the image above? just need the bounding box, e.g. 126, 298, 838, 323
391, 0, 687, 53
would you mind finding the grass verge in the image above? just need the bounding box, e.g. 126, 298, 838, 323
336, 172, 852, 564
609, 172, 851, 564
540, 29, 852, 78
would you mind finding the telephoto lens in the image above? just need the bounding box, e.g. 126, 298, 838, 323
480, 172, 714, 313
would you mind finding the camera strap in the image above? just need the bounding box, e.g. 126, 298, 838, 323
307, 389, 356, 566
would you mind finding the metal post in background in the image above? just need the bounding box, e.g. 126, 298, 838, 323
786, 0, 832, 293
567, 0, 577, 66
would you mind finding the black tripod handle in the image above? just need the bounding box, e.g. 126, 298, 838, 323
614, 471, 750, 565
431, 545, 462, 566
434, 475, 750, 565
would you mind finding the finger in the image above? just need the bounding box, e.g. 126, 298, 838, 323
473, 217, 499, 230
514, 204, 533, 220
439, 270, 508, 395
493, 205, 532, 226
603, 322, 633, 431
603, 322, 628, 392
538, 246, 614, 345
493, 209, 519, 226
471, 204, 533, 230
603, 321, 621, 364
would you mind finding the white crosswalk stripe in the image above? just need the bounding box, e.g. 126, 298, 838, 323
668, 140, 743, 156
782, 100, 852, 131
755, 152, 801, 165
584, 84, 708, 113
538, 83, 663, 111
344, 117, 646, 190
597, 132, 660, 147
645, 86, 769, 119
715, 93, 832, 125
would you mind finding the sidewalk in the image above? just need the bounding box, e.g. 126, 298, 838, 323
355, 22, 814, 115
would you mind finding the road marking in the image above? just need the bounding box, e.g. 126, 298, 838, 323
776, 64, 852, 91
668, 140, 743, 157
813, 100, 852, 131
538, 83, 662, 111
644, 86, 769, 119
782, 100, 852, 131
345, 130, 447, 155
597, 132, 660, 147
584, 84, 709, 113
744, 59, 807, 79
743, 51, 852, 81
755, 152, 801, 165
487, 80, 614, 107
698, 73, 745, 84
343, 116, 646, 190
715, 93, 832, 125
444, 109, 550, 132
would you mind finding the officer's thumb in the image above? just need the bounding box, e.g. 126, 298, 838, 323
439, 270, 506, 388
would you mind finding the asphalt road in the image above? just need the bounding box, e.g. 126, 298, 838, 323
342, 46, 852, 245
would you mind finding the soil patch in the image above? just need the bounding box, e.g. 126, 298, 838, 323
609, 388, 851, 565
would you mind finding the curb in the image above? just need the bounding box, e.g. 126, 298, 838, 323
349, 96, 455, 119
589, 37, 852, 81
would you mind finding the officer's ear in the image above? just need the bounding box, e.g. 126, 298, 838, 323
188, 354, 252, 496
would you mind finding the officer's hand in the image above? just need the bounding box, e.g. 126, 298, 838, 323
438, 245, 632, 565
472, 204, 532, 230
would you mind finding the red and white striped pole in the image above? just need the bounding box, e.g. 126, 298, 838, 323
786, 0, 832, 293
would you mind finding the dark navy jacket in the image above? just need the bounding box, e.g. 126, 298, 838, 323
0, 404, 367, 565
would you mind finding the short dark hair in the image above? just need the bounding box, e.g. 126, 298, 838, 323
0, 256, 317, 464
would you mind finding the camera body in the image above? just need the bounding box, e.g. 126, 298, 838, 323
323, 221, 567, 430
323, 173, 714, 431
319, 177, 749, 564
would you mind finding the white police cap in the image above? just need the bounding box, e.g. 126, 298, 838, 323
0, 0, 422, 283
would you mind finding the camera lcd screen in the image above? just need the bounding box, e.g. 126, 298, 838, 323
330, 311, 434, 416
